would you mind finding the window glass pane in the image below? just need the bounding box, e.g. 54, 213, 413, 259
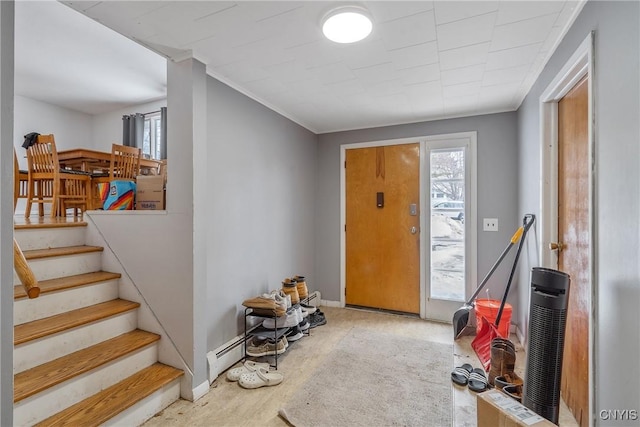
143, 119, 151, 158
155, 119, 162, 159
430, 148, 465, 301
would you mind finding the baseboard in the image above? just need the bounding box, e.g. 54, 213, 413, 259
190, 380, 210, 402
320, 299, 341, 307
206, 290, 322, 382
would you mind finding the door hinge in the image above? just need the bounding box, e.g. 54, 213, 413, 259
344, 160, 346, 168
344, 224, 346, 232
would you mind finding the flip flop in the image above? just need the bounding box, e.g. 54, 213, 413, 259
451, 363, 473, 386
468, 368, 489, 392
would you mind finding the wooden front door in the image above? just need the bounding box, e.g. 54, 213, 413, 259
557, 76, 589, 426
345, 143, 420, 314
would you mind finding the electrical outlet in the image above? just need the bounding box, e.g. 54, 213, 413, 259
483, 218, 499, 231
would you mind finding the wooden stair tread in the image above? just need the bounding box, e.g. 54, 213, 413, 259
35, 363, 183, 427
14, 220, 87, 230
15, 299, 140, 345
23, 245, 103, 260
14, 330, 160, 402
14, 271, 121, 300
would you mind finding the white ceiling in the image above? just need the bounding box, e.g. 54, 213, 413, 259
20, 1, 585, 133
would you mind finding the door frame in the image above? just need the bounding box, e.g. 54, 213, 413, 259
539, 32, 595, 426
340, 132, 477, 320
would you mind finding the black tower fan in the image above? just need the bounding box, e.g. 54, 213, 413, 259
523, 267, 571, 424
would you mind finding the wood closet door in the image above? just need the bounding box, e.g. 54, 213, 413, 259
558, 76, 589, 427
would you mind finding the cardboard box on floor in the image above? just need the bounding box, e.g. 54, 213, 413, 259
136, 175, 164, 210
477, 390, 555, 427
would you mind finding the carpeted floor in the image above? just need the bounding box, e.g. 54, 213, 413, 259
279, 327, 453, 427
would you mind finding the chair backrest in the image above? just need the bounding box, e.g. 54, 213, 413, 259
27, 134, 60, 175
109, 144, 141, 181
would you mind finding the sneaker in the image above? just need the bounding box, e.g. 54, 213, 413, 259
308, 312, 327, 328
298, 319, 310, 331
300, 303, 317, 314
285, 325, 304, 342
246, 336, 286, 357
262, 312, 299, 329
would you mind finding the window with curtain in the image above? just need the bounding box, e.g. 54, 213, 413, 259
122, 106, 167, 160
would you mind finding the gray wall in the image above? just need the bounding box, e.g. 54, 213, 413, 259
0, 1, 13, 423
516, 0, 640, 422
316, 113, 521, 314
206, 78, 317, 349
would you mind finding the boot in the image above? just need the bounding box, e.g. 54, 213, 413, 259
488, 338, 523, 387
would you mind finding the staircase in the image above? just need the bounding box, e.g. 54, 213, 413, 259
13, 219, 183, 426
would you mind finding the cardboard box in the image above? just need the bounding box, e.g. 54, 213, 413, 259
136, 175, 165, 210
477, 390, 555, 427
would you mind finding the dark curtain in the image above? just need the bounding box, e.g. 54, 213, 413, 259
160, 107, 167, 160
122, 113, 144, 148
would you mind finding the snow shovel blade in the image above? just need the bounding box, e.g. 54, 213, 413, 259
453, 303, 474, 339
471, 316, 501, 371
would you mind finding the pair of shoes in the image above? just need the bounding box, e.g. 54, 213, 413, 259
246, 336, 287, 357
451, 364, 488, 392
292, 275, 308, 299
226, 360, 270, 382
308, 311, 326, 328
262, 310, 300, 329
238, 366, 284, 389
488, 338, 523, 388
243, 293, 286, 317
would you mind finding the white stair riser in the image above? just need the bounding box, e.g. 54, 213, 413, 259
103, 379, 181, 427
13, 252, 102, 285
14, 344, 159, 426
14, 310, 137, 374
14, 280, 119, 325
14, 227, 86, 251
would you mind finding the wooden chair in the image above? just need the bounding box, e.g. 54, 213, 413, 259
14, 148, 29, 212
91, 144, 141, 209
25, 134, 91, 218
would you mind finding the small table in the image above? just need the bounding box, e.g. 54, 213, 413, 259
57, 148, 162, 174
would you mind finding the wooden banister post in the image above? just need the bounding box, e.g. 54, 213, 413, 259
14, 238, 39, 298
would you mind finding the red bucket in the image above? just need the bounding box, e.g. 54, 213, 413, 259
475, 299, 512, 338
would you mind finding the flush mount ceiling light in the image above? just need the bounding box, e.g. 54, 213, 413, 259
322, 6, 373, 44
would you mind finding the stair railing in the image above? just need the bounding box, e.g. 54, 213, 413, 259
14, 238, 40, 299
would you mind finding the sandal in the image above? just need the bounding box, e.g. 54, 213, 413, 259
226, 360, 271, 382
238, 367, 284, 389
451, 363, 473, 386
468, 368, 489, 392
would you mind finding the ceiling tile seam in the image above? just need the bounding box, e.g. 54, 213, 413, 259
402, 77, 440, 87
434, 10, 498, 27
437, 40, 491, 54
442, 79, 483, 88
487, 40, 543, 54
386, 40, 436, 52
395, 62, 439, 72
255, 5, 304, 23
492, 11, 560, 28
194, 4, 238, 22
305, 60, 345, 71
375, 9, 435, 25
130, 3, 170, 20
350, 61, 394, 71
441, 62, 487, 74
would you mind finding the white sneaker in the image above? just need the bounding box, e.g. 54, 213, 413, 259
262, 312, 299, 329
